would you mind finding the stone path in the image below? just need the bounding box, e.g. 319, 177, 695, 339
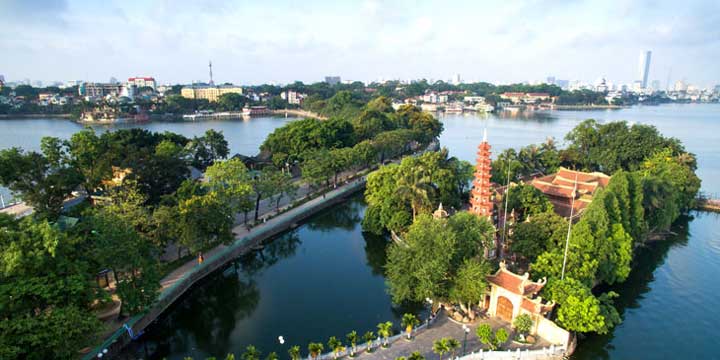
352, 313, 550, 360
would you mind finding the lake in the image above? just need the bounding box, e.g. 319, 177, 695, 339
1, 104, 719, 359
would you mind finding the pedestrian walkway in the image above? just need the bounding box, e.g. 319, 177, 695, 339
319, 312, 555, 360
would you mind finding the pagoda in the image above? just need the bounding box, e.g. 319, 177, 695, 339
469, 129, 493, 219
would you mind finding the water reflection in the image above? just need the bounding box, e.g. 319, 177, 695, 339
572, 214, 694, 360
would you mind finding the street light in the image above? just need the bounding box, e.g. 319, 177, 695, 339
462, 325, 470, 356
425, 298, 434, 328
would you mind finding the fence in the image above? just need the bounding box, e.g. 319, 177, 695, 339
456, 345, 566, 360
84, 141, 440, 359
311, 314, 439, 360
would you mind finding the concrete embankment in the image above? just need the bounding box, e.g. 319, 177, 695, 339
0, 113, 73, 119
272, 109, 327, 120
83, 179, 366, 359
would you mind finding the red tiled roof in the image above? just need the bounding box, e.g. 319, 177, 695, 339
487, 271, 524, 295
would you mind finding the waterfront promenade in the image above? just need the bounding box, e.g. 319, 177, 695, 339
86, 170, 369, 359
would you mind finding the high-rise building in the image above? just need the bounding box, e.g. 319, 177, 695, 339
324, 76, 341, 85
452, 73, 462, 85
546, 76, 556, 85
674, 80, 687, 92
638, 50, 652, 89
109, 77, 118, 84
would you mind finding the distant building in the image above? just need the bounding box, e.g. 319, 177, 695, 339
674, 80, 687, 92
128, 77, 156, 90
180, 84, 243, 102
324, 76, 341, 85
555, 79, 569, 90
500, 92, 526, 104
451, 73, 462, 85
638, 50, 652, 89
651, 80, 661, 91
109, 77, 118, 84
524, 93, 550, 102
280, 90, 305, 105
546, 76, 556, 85
80, 83, 123, 97
0, 75, 4, 89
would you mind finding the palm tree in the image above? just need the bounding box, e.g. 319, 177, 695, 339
308, 343, 324, 360
377, 321, 393, 347
446, 338, 461, 359
346, 331, 358, 356
288, 346, 301, 360
242, 345, 261, 360
327, 336, 343, 359
226, 354, 237, 360
401, 313, 420, 339
363, 331, 376, 352
265, 352, 279, 360
396, 357, 407, 360
396, 167, 433, 221
409, 351, 425, 360
432, 338, 450, 360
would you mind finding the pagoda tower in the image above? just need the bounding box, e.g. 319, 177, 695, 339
469, 129, 493, 219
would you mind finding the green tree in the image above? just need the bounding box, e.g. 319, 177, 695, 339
242, 345, 261, 360
513, 314, 533, 336
177, 191, 234, 254
447, 212, 495, 262
265, 352, 279, 360
543, 278, 620, 334
475, 324, 494, 350
377, 321, 393, 347
446, 338, 461, 358
432, 338, 450, 360
204, 158, 253, 213
494, 328, 509, 349
288, 346, 301, 360
346, 331, 358, 356
0, 145, 81, 220
189, 129, 229, 169
66, 128, 112, 192
504, 184, 553, 221
363, 331, 376, 352
449, 258, 491, 319
408, 351, 425, 360
308, 342, 324, 360
509, 212, 566, 264
401, 314, 420, 339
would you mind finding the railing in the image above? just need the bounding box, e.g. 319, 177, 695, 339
84, 179, 367, 359
456, 345, 566, 360
310, 315, 440, 360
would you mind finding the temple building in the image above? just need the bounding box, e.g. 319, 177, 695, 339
469, 129, 494, 219
484, 261, 555, 323
531, 167, 610, 218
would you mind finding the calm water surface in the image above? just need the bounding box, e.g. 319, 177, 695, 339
1, 104, 719, 359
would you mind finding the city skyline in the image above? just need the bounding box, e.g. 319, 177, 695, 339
1, 0, 719, 87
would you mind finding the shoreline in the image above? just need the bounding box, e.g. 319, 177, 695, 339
552, 104, 625, 110
0, 113, 73, 119
272, 108, 327, 120
83, 176, 367, 359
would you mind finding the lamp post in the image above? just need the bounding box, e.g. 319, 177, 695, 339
425, 298, 433, 328
462, 325, 470, 356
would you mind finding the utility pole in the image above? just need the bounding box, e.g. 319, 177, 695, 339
209, 60, 214, 85
561, 173, 578, 280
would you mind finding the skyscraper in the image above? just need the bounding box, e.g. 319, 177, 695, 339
638, 50, 652, 89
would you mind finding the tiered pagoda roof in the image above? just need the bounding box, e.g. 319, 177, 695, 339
469, 129, 493, 218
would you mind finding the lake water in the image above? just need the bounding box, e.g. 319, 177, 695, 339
1, 104, 719, 359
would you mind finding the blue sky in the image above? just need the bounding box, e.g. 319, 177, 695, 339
1, 0, 718, 87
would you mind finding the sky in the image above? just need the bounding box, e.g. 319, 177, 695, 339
1, 0, 719, 88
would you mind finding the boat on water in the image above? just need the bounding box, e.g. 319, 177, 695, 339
80, 110, 150, 123
444, 103, 464, 114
